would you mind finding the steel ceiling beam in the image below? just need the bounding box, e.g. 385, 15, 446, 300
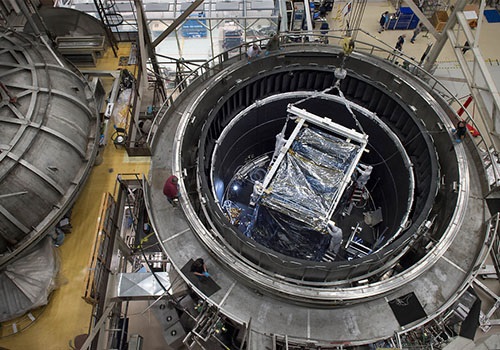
151, 0, 205, 48
402, 0, 439, 38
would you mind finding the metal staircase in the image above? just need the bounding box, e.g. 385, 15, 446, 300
93, 0, 122, 56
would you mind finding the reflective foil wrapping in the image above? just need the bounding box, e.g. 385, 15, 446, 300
260, 127, 360, 231
251, 207, 330, 260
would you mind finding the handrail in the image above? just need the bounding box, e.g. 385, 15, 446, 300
82, 192, 116, 305
147, 32, 500, 191
145, 33, 500, 346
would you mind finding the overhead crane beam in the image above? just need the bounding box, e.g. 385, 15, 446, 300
447, 12, 500, 151
402, 0, 440, 38
151, 0, 205, 48
423, 0, 467, 70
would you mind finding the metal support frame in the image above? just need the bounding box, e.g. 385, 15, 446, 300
303, 0, 313, 34
417, 0, 500, 186
475, 278, 500, 332
348, 0, 368, 41
477, 264, 497, 279
475, 212, 500, 332
288, 105, 368, 144
183, 302, 224, 347
259, 117, 306, 193
254, 104, 367, 230
402, 0, 440, 38
239, 318, 251, 350
423, 0, 468, 71
78, 302, 116, 350
133, 0, 166, 110
278, 0, 288, 33
134, 0, 151, 93
289, 105, 368, 220
151, 0, 205, 48
445, 9, 500, 150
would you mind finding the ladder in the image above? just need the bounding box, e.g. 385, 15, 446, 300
93, 0, 121, 56
342, 186, 365, 216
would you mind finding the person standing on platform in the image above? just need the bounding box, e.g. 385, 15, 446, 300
163, 175, 180, 206
417, 0, 425, 12
395, 34, 406, 52
378, 11, 389, 33
327, 221, 343, 256
419, 41, 433, 65
411, 23, 424, 43
265, 33, 280, 54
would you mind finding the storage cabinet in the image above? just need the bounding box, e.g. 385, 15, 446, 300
387, 7, 420, 30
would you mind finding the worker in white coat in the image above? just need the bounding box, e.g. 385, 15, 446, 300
356, 164, 373, 189
327, 220, 343, 255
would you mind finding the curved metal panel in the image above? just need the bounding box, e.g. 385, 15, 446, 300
0, 29, 99, 267
163, 48, 464, 302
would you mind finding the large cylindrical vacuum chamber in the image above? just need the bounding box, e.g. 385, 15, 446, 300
179, 58, 444, 293
206, 91, 420, 265
147, 44, 486, 345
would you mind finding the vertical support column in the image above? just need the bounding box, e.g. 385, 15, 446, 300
423, 0, 467, 71
445, 10, 500, 150
402, 0, 440, 38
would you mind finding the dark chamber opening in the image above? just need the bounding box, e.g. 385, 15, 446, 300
182, 64, 441, 282
210, 95, 413, 261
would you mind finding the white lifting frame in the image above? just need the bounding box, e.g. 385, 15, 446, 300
257, 104, 368, 225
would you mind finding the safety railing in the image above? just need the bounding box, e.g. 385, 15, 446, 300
147, 31, 500, 192
147, 32, 498, 286
83, 192, 116, 305
141, 31, 500, 348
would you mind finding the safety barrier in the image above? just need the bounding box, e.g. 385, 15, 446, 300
148, 31, 500, 192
